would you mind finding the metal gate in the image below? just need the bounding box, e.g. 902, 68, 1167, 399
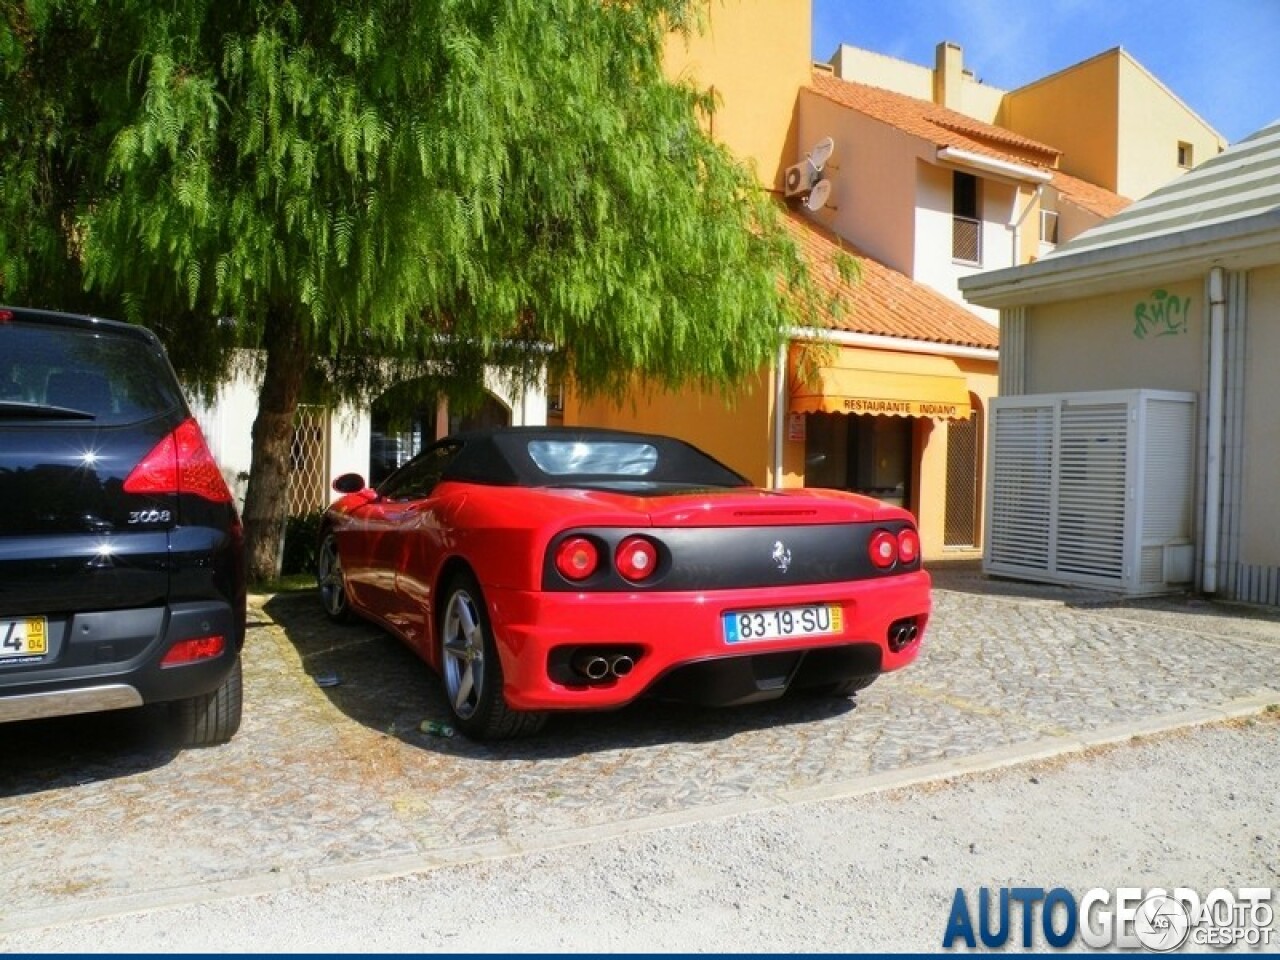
289, 405, 330, 516
944, 409, 980, 548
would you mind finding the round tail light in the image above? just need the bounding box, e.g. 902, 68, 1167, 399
555, 536, 599, 581
868, 529, 897, 569
897, 528, 920, 565
615, 536, 659, 582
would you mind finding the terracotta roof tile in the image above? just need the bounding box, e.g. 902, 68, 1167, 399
782, 209, 1000, 351
1051, 169, 1132, 219
808, 73, 1061, 167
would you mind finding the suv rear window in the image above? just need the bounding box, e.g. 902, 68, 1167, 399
0, 323, 183, 425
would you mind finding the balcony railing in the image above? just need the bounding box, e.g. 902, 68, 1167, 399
952, 215, 982, 264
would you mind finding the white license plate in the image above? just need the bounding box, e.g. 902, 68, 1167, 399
0, 617, 48, 661
722, 604, 843, 644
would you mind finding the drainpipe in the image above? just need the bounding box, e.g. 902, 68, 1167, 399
1008, 184, 1043, 265
1203, 266, 1227, 594
773, 340, 788, 489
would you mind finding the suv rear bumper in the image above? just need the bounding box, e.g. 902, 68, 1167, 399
0, 684, 143, 723
0, 600, 241, 724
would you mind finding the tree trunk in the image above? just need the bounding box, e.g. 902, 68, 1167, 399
243, 308, 308, 583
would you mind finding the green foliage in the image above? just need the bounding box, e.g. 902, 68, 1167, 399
2, 0, 816, 397
3, 0, 843, 581
280, 509, 323, 577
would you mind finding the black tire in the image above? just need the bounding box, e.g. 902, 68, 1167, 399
438, 571, 546, 740
316, 531, 351, 623
171, 655, 243, 747
803, 674, 877, 698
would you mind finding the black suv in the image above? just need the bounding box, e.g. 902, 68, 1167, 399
0, 306, 245, 746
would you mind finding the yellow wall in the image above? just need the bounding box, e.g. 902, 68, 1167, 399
1001, 49, 1225, 200
828, 42, 1005, 123
664, 0, 812, 189
1115, 55, 1226, 200
1025, 282, 1204, 395
564, 370, 776, 486
1241, 265, 1280, 566
1000, 52, 1121, 192
778, 347, 998, 559
567, 0, 807, 484
911, 358, 997, 559
570, 0, 997, 561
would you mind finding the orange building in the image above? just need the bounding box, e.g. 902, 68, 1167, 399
560, 1, 1211, 561
563, 0, 1008, 558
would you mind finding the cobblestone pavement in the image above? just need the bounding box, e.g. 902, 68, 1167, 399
2, 562, 1278, 933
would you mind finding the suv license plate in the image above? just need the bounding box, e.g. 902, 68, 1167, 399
723, 604, 842, 644
1, 617, 48, 661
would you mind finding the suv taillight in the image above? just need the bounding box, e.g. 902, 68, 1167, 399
124, 417, 232, 503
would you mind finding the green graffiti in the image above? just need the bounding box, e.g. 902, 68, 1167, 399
1134, 289, 1192, 339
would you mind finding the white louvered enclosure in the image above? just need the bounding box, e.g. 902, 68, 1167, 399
984, 390, 1197, 594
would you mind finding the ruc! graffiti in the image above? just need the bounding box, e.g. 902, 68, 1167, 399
1133, 289, 1192, 339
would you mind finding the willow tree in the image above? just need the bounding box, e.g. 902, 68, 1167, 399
1, 0, 818, 581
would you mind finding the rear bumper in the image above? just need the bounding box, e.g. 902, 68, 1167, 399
0, 600, 241, 724
0, 684, 143, 723
486, 570, 930, 710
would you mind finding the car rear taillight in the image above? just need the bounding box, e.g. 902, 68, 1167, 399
555, 536, 600, 581
897, 528, 920, 565
868, 529, 898, 569
0, 310, 12, 323
161, 635, 226, 667
615, 536, 659, 582
869, 527, 921, 569
124, 417, 232, 503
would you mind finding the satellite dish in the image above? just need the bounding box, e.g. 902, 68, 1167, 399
804, 178, 832, 212
808, 136, 835, 172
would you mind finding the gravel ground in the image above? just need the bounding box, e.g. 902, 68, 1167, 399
7, 713, 1277, 954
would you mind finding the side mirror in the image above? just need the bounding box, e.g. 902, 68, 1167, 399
332, 473, 367, 495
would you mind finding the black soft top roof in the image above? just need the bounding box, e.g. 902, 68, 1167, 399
441, 427, 750, 489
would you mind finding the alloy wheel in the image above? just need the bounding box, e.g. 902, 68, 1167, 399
442, 587, 487, 721
317, 534, 348, 620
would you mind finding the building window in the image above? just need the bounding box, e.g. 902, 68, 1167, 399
952, 171, 981, 264
1177, 141, 1194, 168
804, 412, 913, 509
1040, 209, 1059, 246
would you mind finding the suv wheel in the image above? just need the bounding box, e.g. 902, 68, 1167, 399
170, 656, 243, 746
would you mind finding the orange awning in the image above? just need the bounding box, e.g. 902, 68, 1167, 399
790, 346, 973, 420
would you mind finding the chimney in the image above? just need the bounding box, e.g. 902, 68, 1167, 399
934, 41, 964, 110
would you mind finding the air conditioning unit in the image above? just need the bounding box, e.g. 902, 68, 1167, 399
985, 389, 1197, 595
784, 161, 817, 198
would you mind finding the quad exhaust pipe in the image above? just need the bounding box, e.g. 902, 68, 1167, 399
570, 649, 639, 682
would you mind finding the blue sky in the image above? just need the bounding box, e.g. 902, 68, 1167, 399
811, 0, 1280, 144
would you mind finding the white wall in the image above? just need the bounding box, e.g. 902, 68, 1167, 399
188, 350, 548, 508
911, 162, 1012, 326
188, 361, 260, 510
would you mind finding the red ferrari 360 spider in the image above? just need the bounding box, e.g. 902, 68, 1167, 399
317, 427, 930, 739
